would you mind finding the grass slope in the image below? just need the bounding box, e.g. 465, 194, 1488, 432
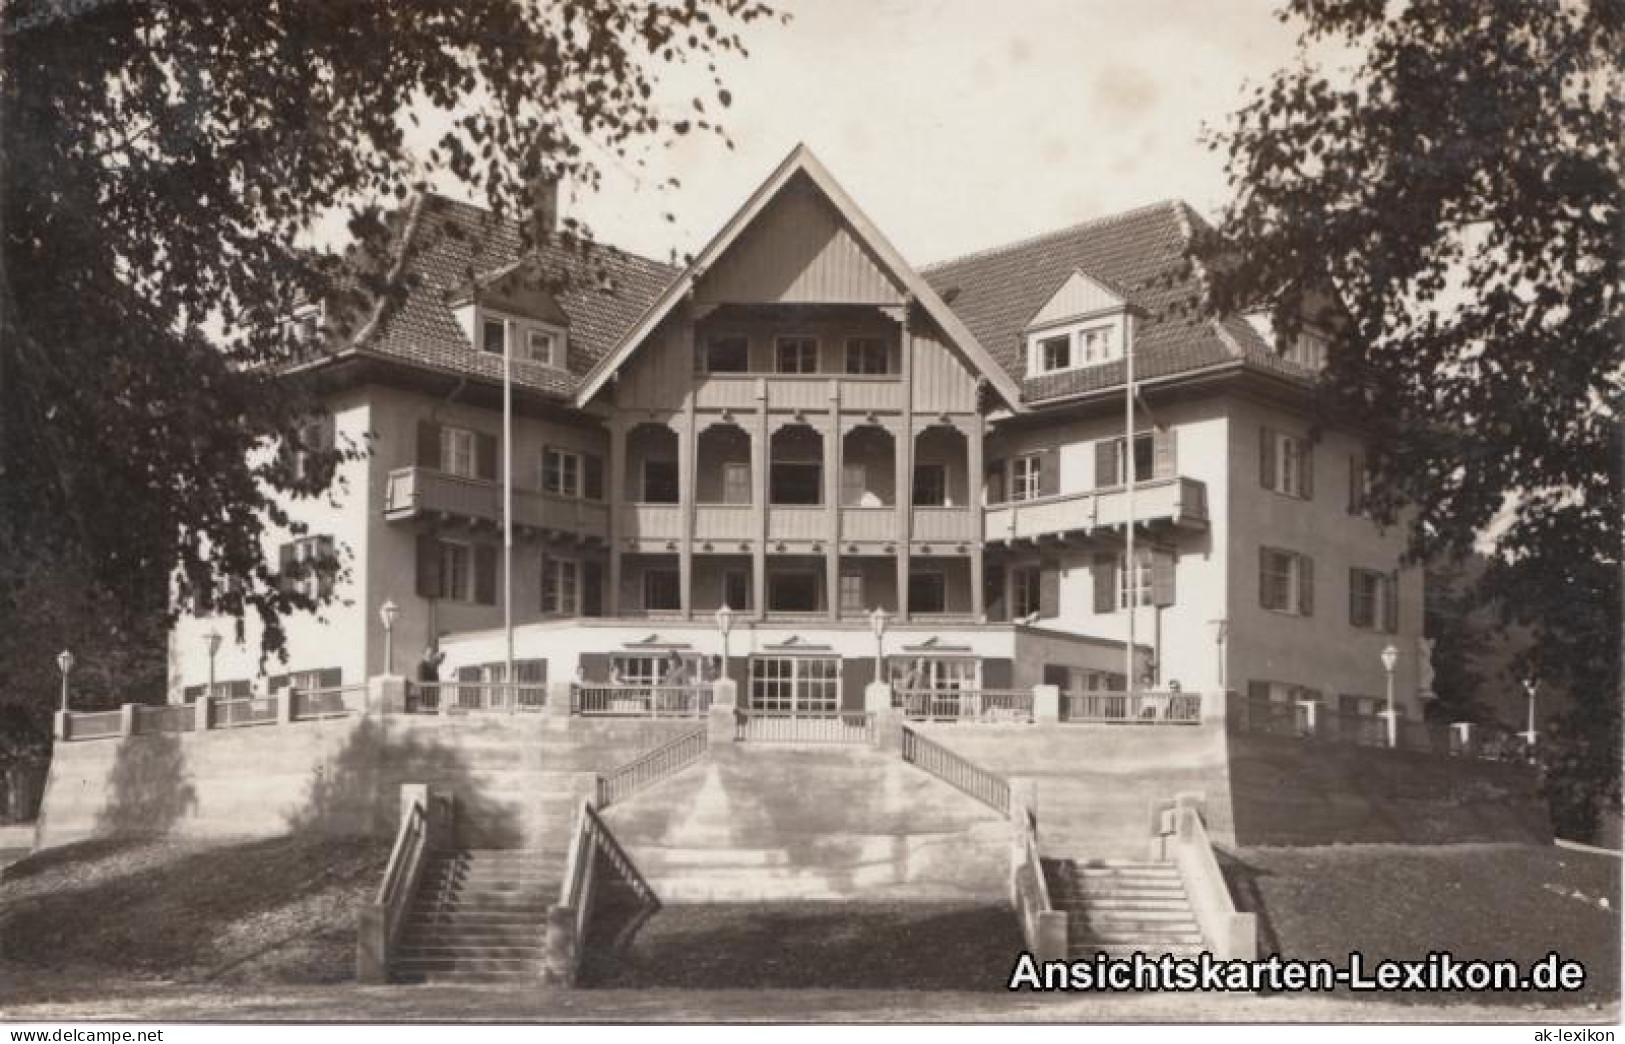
1224, 843, 1620, 1007
0, 835, 387, 1002
583, 901, 1025, 991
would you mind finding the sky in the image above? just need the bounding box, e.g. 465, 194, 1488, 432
391, 0, 1304, 268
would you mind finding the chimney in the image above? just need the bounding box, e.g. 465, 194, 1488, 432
527, 175, 559, 240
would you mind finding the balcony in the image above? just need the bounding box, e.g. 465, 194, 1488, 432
840, 507, 896, 542
619, 504, 683, 543
695, 504, 754, 543
691, 374, 906, 414
384, 466, 608, 540
913, 507, 975, 545
984, 476, 1208, 543
768, 505, 825, 542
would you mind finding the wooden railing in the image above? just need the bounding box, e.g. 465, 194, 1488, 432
215, 696, 279, 728
132, 704, 196, 735
1063, 690, 1202, 725
735, 711, 876, 744
554, 800, 661, 984
383, 466, 608, 539
358, 794, 431, 982
597, 728, 709, 809
900, 726, 1010, 816
64, 710, 122, 741
897, 688, 1033, 723
407, 682, 547, 714
573, 684, 711, 718
291, 685, 363, 720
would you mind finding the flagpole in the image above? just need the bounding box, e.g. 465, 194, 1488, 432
503, 321, 515, 703
1124, 313, 1137, 699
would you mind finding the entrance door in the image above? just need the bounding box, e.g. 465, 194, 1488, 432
750, 655, 840, 715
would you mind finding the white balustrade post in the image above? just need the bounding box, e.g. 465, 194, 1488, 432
119, 704, 137, 737
1451, 721, 1473, 755
547, 681, 574, 718
194, 695, 213, 732
1033, 684, 1061, 726
1379, 708, 1398, 748
371, 675, 408, 716
53, 710, 69, 742
1296, 699, 1319, 736
277, 689, 295, 725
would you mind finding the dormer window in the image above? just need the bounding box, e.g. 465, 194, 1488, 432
1023, 270, 1130, 377
1283, 330, 1329, 371
1038, 334, 1070, 372
522, 326, 563, 366
481, 317, 506, 355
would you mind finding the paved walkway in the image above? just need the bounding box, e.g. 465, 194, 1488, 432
0, 981, 1615, 1024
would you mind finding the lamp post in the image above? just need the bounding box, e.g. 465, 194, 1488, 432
869, 606, 889, 686
715, 603, 734, 667
56, 649, 73, 712
1522, 677, 1539, 749
205, 629, 223, 696
1380, 643, 1399, 748
380, 599, 400, 676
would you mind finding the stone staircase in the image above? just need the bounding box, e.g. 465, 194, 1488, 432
390, 849, 563, 983
1043, 857, 1206, 957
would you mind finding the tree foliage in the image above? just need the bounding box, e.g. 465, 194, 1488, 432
1202, 0, 1623, 833
0, 0, 778, 699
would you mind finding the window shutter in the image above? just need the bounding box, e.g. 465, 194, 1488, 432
984, 564, 1007, 622
317, 414, 336, 453
457, 665, 481, 683
1093, 553, 1116, 614
1384, 571, 1400, 633
583, 560, 604, 617
538, 549, 550, 612
475, 432, 498, 481
415, 534, 441, 599
1298, 554, 1315, 616
417, 421, 441, 468
183, 684, 205, 703
1038, 448, 1060, 497
1348, 568, 1361, 626
317, 667, 342, 689
578, 653, 611, 683
278, 542, 295, 594
1258, 547, 1271, 610
1151, 548, 1176, 607
1348, 454, 1363, 514
267, 674, 288, 694
584, 454, 604, 500
316, 535, 336, 598
985, 459, 1006, 504
1038, 561, 1060, 619
1247, 680, 1270, 702
1153, 426, 1177, 479
1300, 440, 1315, 499
1043, 664, 1069, 689
540, 444, 554, 492
982, 658, 1014, 689
1259, 426, 1276, 490
474, 544, 497, 605
1094, 440, 1118, 488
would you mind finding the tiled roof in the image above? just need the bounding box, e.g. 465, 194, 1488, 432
922, 200, 1314, 404
355, 193, 678, 398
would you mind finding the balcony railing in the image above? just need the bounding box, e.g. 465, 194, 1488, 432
692, 374, 906, 413
840, 506, 896, 542
913, 506, 975, 543
768, 505, 825, 541
406, 682, 548, 714
897, 688, 1034, 723
1062, 690, 1202, 725
384, 467, 608, 540
985, 476, 1208, 542
695, 504, 754, 542
620, 503, 682, 541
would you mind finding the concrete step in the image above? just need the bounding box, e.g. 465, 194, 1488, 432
1070, 927, 1205, 945
1068, 942, 1209, 958
391, 957, 547, 975
395, 945, 547, 960
1073, 897, 1193, 912
399, 930, 545, 947
1072, 907, 1198, 923
393, 969, 545, 984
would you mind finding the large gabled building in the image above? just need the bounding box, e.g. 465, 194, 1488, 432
168, 144, 1426, 722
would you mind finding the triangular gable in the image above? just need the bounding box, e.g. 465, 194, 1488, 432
574, 144, 1027, 412
448, 260, 572, 328
1026, 269, 1128, 331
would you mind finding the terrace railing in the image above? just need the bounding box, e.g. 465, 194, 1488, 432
63, 710, 123, 741
1064, 690, 1202, 725
900, 726, 1010, 816
897, 688, 1034, 724
596, 728, 709, 809
735, 711, 876, 745
291, 685, 365, 721
132, 703, 196, 736
214, 695, 280, 729
553, 800, 660, 983
573, 684, 712, 718
406, 682, 547, 714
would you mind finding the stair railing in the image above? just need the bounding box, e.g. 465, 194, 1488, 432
549, 798, 662, 985
596, 727, 708, 809
900, 725, 1011, 816
1154, 795, 1257, 960
1011, 805, 1068, 962
357, 791, 431, 983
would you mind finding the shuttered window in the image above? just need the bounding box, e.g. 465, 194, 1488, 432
1011, 566, 1041, 618
542, 557, 580, 615
1011, 454, 1042, 501
1260, 547, 1314, 616
542, 447, 582, 497
279, 535, 336, 600
1260, 426, 1314, 499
